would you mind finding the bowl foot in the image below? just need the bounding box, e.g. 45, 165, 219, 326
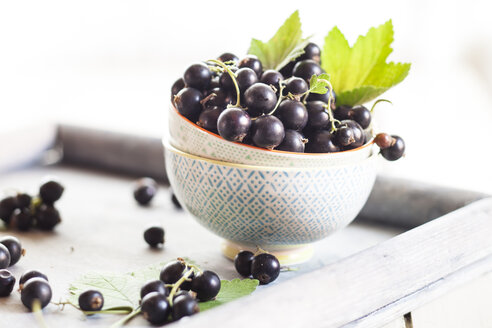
221, 240, 314, 265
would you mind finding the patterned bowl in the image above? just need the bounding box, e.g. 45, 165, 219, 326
168, 104, 374, 168
164, 141, 378, 264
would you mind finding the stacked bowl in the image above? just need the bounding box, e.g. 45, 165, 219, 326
165, 104, 378, 264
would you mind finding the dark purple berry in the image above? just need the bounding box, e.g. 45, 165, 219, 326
244, 83, 277, 116
39, 180, 64, 205
21, 278, 52, 310
218, 66, 238, 91
305, 130, 340, 153
251, 253, 280, 285
172, 295, 199, 320
160, 260, 186, 284
334, 125, 355, 147
276, 130, 306, 153
78, 290, 104, 311
305, 101, 331, 130
238, 55, 263, 78
292, 59, 323, 82
351, 106, 372, 129
133, 177, 157, 206
141, 292, 170, 325
340, 120, 365, 149
0, 244, 10, 269
381, 135, 405, 161
217, 107, 251, 142
204, 88, 233, 108
140, 280, 168, 299
0, 269, 15, 297
10, 209, 34, 231
260, 70, 283, 90
251, 115, 285, 149
143, 226, 165, 248
171, 78, 185, 100
35, 204, 61, 230
191, 270, 221, 301
174, 87, 203, 122
197, 106, 223, 133
0, 197, 18, 224
183, 63, 211, 91
19, 270, 48, 289
299, 42, 321, 63
234, 251, 254, 277
0, 236, 23, 266
16, 193, 32, 209
218, 53, 239, 64
275, 100, 308, 131
284, 77, 308, 96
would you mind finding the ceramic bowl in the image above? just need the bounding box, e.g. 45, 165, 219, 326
164, 141, 378, 264
168, 104, 374, 168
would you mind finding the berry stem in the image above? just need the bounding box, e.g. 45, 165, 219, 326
208, 59, 241, 107
167, 268, 194, 306
267, 83, 287, 116
370, 98, 393, 113
109, 308, 142, 328
32, 300, 49, 328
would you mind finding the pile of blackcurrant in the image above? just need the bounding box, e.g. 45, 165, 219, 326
138, 258, 220, 325
0, 179, 64, 231
171, 43, 405, 160
234, 251, 280, 285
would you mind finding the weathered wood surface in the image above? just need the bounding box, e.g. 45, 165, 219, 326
174, 198, 492, 328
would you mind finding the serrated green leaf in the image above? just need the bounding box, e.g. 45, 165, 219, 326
68, 261, 259, 314
309, 73, 331, 94
199, 279, 259, 311
321, 20, 411, 106
248, 10, 310, 71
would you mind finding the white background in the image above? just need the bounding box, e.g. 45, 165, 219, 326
1, 0, 491, 193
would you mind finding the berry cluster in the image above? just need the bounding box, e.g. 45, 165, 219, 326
0, 180, 64, 231
234, 251, 280, 285
138, 258, 220, 325
171, 43, 404, 158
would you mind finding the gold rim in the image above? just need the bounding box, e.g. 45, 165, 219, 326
163, 138, 378, 171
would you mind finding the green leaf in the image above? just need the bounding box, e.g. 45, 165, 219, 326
321, 20, 411, 106
309, 73, 331, 94
68, 261, 259, 313
199, 279, 259, 311
248, 10, 310, 71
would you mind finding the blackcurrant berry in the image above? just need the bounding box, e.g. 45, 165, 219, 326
172, 294, 199, 320
299, 42, 321, 63
334, 125, 355, 147
276, 130, 306, 153
351, 106, 372, 129
78, 290, 104, 312
0, 236, 24, 266
381, 135, 405, 161
284, 77, 308, 96
19, 270, 49, 289
171, 192, 182, 209
35, 204, 61, 230
0, 269, 15, 297
204, 88, 233, 108
133, 177, 157, 206
10, 209, 34, 231
374, 133, 393, 149
251, 253, 280, 285
143, 226, 165, 248
244, 83, 277, 116
340, 120, 365, 149
251, 115, 285, 149
160, 260, 186, 284
197, 106, 223, 133
21, 277, 52, 310
275, 100, 308, 131
16, 193, 32, 209
220, 67, 258, 95
0, 196, 18, 224
191, 270, 221, 302
0, 244, 10, 269
305, 130, 340, 153
334, 105, 352, 120
171, 78, 185, 100
307, 89, 336, 109
293, 59, 323, 82
238, 55, 263, 78
39, 180, 64, 205
305, 101, 331, 130
217, 52, 239, 64
217, 107, 251, 142
260, 70, 283, 90
140, 280, 168, 300
174, 87, 203, 122
183, 63, 211, 91
279, 61, 295, 79
218, 66, 238, 91
234, 250, 254, 277
141, 292, 171, 325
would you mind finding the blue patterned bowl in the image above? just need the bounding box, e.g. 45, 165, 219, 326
164, 141, 378, 264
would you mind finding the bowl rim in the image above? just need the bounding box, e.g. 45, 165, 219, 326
170, 102, 375, 157
163, 138, 378, 171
